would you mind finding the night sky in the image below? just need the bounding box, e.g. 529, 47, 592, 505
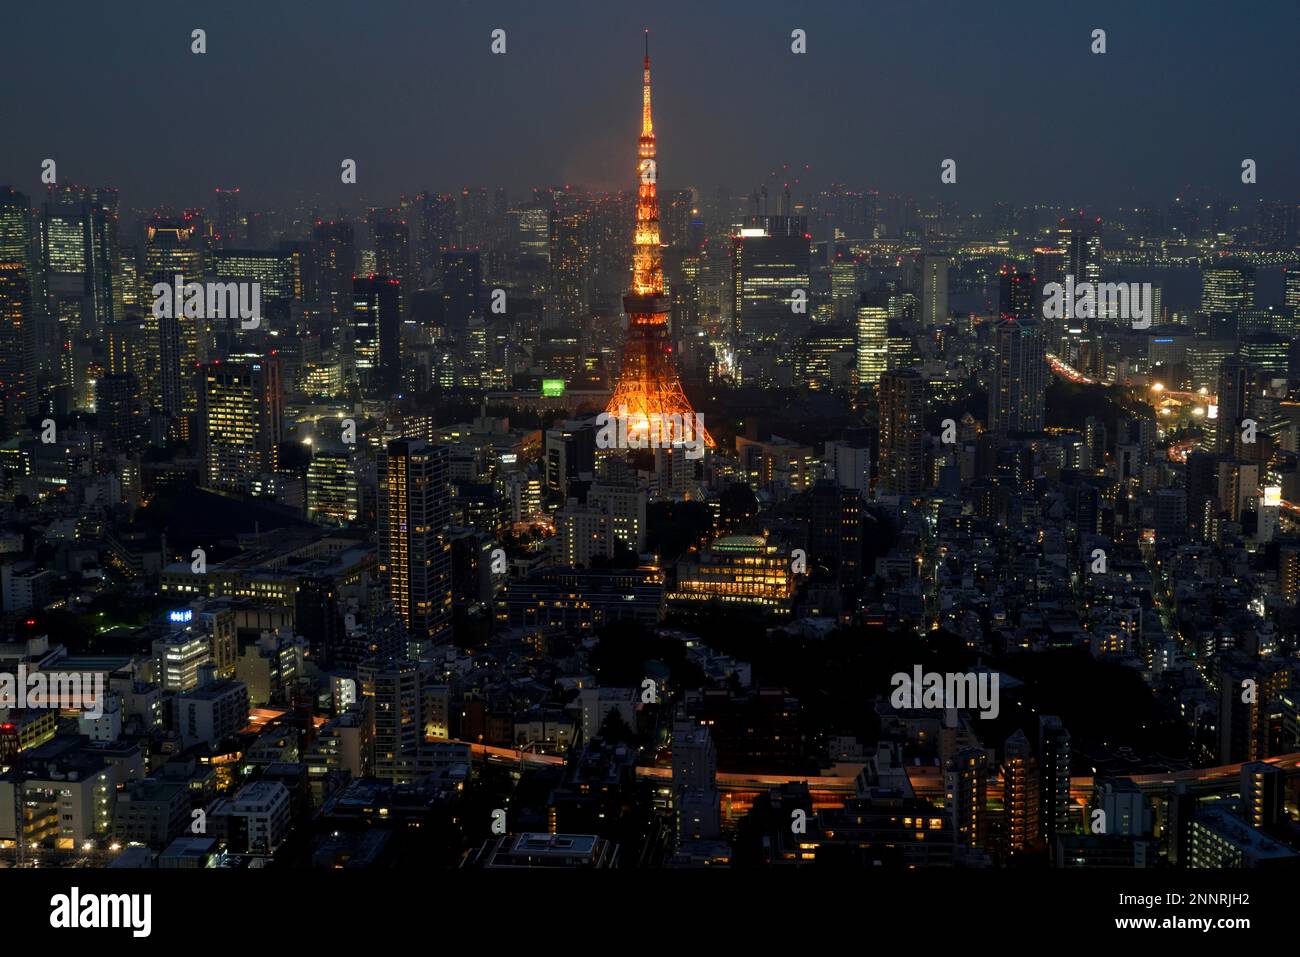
2, 0, 1297, 210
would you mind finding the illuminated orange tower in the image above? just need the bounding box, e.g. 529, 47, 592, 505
605, 32, 713, 448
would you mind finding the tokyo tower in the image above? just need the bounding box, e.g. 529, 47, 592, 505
605, 32, 714, 449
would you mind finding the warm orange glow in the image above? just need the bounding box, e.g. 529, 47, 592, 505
607, 38, 714, 448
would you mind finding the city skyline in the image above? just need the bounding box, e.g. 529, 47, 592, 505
2, 3, 1300, 922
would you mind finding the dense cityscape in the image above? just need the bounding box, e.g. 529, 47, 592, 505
0, 12, 1297, 920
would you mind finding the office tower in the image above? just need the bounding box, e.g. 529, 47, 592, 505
1284, 266, 1300, 314
825, 438, 871, 499
415, 192, 457, 282
357, 657, 421, 783
1201, 265, 1256, 317
660, 189, 693, 249
40, 187, 120, 395
306, 450, 359, 525
440, 250, 482, 338
913, 255, 949, 327
1037, 715, 1071, 844
830, 254, 859, 318
42, 185, 123, 330
1154, 487, 1188, 543
673, 720, 720, 842
377, 439, 452, 643
605, 38, 712, 450
1215, 358, 1254, 456
989, 319, 1046, 435
212, 248, 295, 301
143, 220, 204, 414
0, 186, 33, 268
0, 261, 36, 431
854, 293, 889, 387
95, 372, 146, 453
1237, 334, 1288, 377
1032, 245, 1066, 339
730, 224, 812, 345
458, 186, 490, 250
998, 268, 1035, 322
373, 219, 411, 317
878, 369, 925, 497
1059, 211, 1102, 286
944, 747, 988, 850
513, 204, 550, 260
312, 220, 356, 319
1064, 213, 1102, 284
352, 276, 402, 397
214, 188, 240, 248
794, 322, 854, 390
549, 200, 591, 323
808, 479, 863, 585
197, 359, 282, 493
1002, 729, 1040, 856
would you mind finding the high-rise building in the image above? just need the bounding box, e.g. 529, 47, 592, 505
914, 255, 949, 327
989, 319, 1046, 435
440, 251, 482, 338
214, 188, 240, 248
41, 186, 123, 396
212, 249, 295, 301
1002, 729, 1041, 856
357, 657, 422, 783
854, 293, 889, 387
825, 438, 871, 499
1037, 715, 1071, 844
144, 220, 204, 422
549, 200, 591, 324
999, 268, 1036, 322
197, 359, 282, 493
352, 276, 402, 397
944, 747, 988, 851
0, 261, 37, 431
1240, 762, 1285, 831
414, 192, 457, 283
605, 37, 712, 451
731, 224, 811, 345
94, 372, 146, 453
377, 439, 452, 643
1201, 265, 1256, 318
1059, 211, 1102, 287
673, 720, 720, 843
313, 221, 356, 319
1215, 358, 1255, 456
878, 369, 925, 497
373, 219, 411, 317
0, 186, 34, 269
306, 450, 359, 525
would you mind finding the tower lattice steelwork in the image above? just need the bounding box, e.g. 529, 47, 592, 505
605, 33, 713, 448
